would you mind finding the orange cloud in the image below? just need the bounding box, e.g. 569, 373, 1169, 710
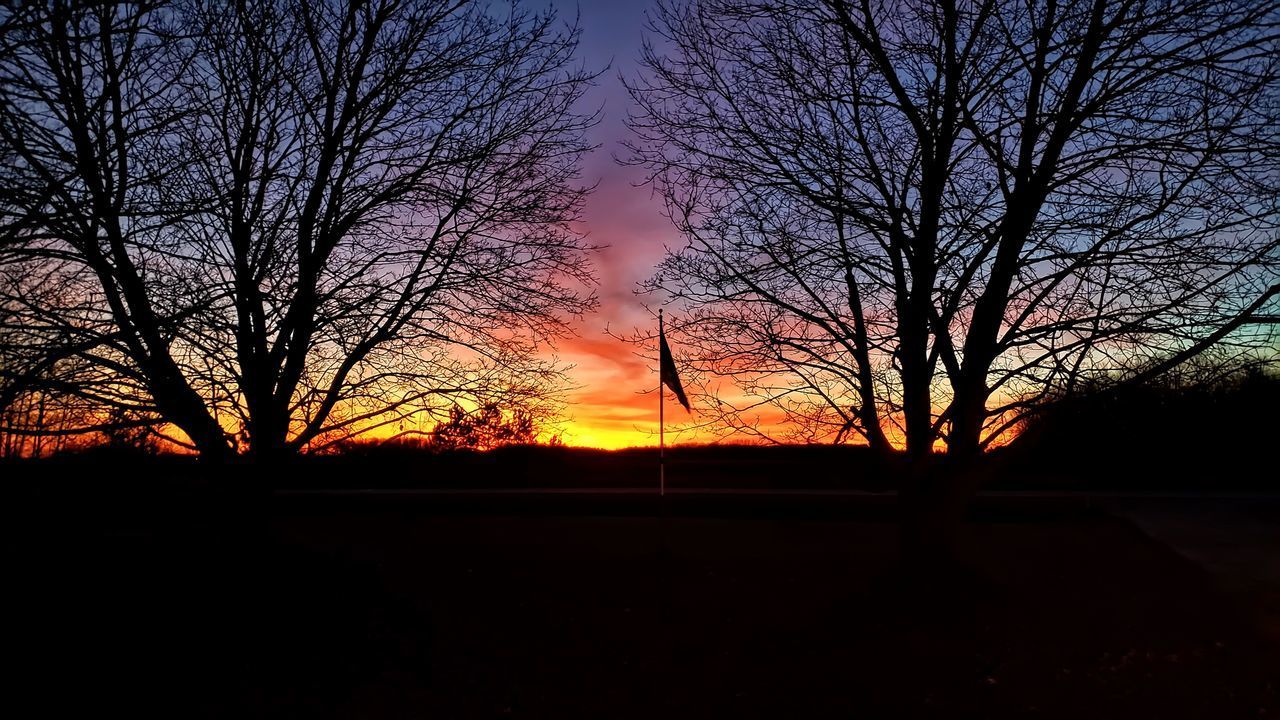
552, 332, 802, 448
553, 333, 663, 448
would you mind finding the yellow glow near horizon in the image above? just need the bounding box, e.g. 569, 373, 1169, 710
557, 426, 651, 449
555, 410, 709, 449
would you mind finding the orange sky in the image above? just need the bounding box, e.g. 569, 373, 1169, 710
549, 180, 725, 448
537, 0, 811, 449
537, 0, 698, 449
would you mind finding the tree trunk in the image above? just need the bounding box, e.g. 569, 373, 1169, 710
897, 452, 991, 582
899, 457, 958, 572
898, 317, 935, 461
246, 403, 296, 463
946, 374, 987, 464
143, 363, 232, 463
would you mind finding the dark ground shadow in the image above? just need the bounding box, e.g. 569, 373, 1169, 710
5, 487, 1277, 718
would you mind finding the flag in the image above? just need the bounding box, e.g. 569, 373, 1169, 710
659, 321, 691, 412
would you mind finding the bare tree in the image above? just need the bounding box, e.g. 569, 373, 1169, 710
626, 0, 1279, 466
0, 0, 598, 459
0, 0, 234, 457
425, 401, 541, 451
932, 0, 1280, 460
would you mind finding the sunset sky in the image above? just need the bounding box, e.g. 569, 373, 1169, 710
538, 0, 709, 449
5, 0, 1266, 462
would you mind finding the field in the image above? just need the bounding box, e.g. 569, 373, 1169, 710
5, 456, 1278, 718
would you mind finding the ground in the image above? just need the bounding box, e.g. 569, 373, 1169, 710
6, 481, 1277, 719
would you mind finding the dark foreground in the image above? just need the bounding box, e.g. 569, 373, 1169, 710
6, 486, 1278, 718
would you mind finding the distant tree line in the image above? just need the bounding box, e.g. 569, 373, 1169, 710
1010, 360, 1279, 486
0, 0, 597, 459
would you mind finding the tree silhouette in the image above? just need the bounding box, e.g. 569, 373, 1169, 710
626, 0, 1279, 462
427, 402, 540, 451
0, 0, 598, 459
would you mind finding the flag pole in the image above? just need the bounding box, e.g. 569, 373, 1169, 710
659, 309, 665, 497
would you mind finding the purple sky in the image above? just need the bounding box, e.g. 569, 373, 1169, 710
538, 0, 689, 447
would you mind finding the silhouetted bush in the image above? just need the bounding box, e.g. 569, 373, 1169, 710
1004, 368, 1279, 490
